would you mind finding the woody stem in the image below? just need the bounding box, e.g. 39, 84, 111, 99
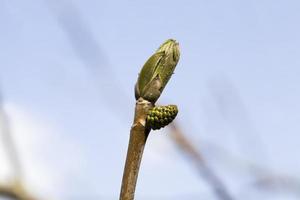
119, 98, 153, 200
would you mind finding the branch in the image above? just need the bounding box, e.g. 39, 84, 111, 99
181, 136, 300, 197
251, 174, 300, 196
0, 89, 40, 200
119, 98, 153, 200
0, 92, 22, 178
0, 182, 37, 200
119, 39, 180, 200
169, 123, 234, 200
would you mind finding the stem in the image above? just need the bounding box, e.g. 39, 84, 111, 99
119, 98, 153, 200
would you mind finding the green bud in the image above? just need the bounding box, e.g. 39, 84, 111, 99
135, 39, 180, 103
146, 105, 178, 130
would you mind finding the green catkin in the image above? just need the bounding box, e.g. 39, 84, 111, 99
147, 105, 178, 130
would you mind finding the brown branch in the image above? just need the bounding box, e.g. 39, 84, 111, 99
169, 123, 234, 200
119, 98, 153, 200
0, 90, 40, 200
0, 182, 37, 200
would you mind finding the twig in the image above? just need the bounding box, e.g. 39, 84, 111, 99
119, 98, 153, 200
169, 123, 234, 200
119, 39, 180, 200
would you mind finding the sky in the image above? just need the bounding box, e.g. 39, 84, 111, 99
0, 0, 300, 199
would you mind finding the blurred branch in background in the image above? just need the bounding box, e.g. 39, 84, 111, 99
46, 0, 130, 119
250, 174, 300, 197
170, 122, 300, 199
0, 182, 37, 200
0, 91, 22, 180
208, 78, 268, 165
169, 123, 234, 200
191, 136, 300, 198
206, 78, 300, 196
0, 88, 39, 200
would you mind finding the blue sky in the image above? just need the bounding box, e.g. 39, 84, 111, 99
0, 0, 300, 199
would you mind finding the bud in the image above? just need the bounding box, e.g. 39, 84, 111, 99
135, 39, 180, 103
146, 105, 178, 130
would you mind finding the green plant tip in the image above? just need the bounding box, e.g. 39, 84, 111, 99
135, 39, 180, 103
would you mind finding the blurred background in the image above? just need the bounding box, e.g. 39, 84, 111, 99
0, 0, 300, 199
